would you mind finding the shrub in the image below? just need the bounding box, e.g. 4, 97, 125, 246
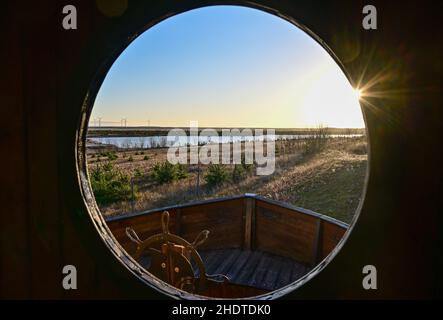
232, 156, 254, 182
90, 162, 133, 205
275, 144, 280, 155
106, 151, 118, 161
303, 125, 328, 156
134, 168, 144, 178
205, 164, 228, 187
143, 155, 149, 161
175, 163, 188, 180
303, 138, 326, 155
128, 156, 134, 162
241, 157, 254, 173
232, 164, 246, 183
151, 161, 188, 184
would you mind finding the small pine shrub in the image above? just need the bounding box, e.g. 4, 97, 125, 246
143, 155, 149, 161
151, 161, 188, 184
128, 156, 134, 162
175, 163, 188, 180
152, 161, 176, 184
134, 168, 144, 178
275, 144, 280, 155
232, 164, 246, 183
241, 157, 254, 173
205, 164, 228, 187
90, 162, 133, 205
106, 152, 118, 161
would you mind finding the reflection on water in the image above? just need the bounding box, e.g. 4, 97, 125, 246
89, 134, 362, 149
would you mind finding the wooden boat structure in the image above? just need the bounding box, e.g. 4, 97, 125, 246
106, 194, 348, 298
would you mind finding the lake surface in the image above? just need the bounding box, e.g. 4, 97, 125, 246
89, 134, 362, 149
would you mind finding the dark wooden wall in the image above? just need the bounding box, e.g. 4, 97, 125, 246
105, 196, 346, 267
255, 199, 346, 266
106, 197, 245, 255
0, 0, 441, 299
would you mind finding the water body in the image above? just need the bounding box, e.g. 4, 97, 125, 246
89, 134, 362, 149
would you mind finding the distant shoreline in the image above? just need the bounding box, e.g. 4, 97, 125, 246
87, 126, 365, 138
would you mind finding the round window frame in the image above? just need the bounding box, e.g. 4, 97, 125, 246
76, 2, 370, 300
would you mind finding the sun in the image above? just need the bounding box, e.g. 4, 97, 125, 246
355, 88, 363, 100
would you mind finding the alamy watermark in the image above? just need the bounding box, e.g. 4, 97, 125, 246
62, 265, 77, 290
362, 265, 377, 290
166, 121, 275, 175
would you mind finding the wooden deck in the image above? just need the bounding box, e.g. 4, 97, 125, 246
109, 195, 347, 296
141, 248, 310, 291
199, 249, 311, 291
141, 249, 310, 291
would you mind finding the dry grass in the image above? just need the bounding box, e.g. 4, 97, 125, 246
87, 137, 368, 223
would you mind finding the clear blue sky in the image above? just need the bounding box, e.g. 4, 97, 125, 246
91, 5, 364, 128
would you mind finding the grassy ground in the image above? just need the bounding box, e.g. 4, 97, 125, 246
87, 137, 367, 224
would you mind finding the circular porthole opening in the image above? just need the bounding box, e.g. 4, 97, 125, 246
78, 5, 368, 299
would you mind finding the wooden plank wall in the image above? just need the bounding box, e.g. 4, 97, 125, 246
321, 221, 347, 259
255, 199, 347, 266
107, 197, 347, 268
106, 210, 177, 255
179, 198, 244, 250
106, 198, 245, 255
255, 200, 319, 265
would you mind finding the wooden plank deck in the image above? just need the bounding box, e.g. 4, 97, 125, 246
199, 249, 311, 291
140, 248, 311, 292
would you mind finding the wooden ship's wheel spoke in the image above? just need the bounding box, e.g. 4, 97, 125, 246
126, 211, 228, 294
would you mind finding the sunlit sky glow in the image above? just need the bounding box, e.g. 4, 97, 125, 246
91, 6, 364, 128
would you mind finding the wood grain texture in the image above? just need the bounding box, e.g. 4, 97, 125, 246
200, 249, 311, 291
255, 200, 319, 264
107, 197, 347, 275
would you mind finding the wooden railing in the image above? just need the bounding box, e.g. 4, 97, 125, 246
106, 194, 348, 267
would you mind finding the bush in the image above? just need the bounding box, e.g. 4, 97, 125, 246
241, 157, 254, 173
175, 163, 188, 180
152, 161, 188, 184
303, 125, 328, 156
303, 138, 326, 155
232, 164, 246, 183
232, 157, 254, 183
143, 155, 149, 161
205, 164, 228, 187
90, 162, 133, 205
275, 144, 280, 155
134, 168, 144, 178
106, 152, 118, 161
128, 156, 134, 162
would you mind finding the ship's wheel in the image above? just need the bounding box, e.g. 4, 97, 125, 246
126, 211, 227, 294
